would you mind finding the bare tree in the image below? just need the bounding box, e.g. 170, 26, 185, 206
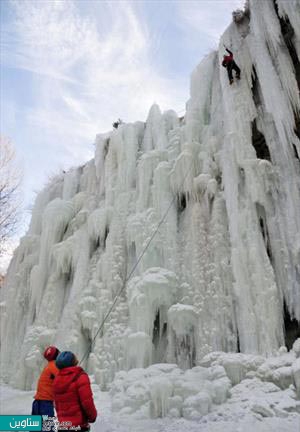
0, 136, 22, 257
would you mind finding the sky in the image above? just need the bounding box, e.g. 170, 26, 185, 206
0, 0, 244, 271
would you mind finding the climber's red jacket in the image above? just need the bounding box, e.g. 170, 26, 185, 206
222, 49, 234, 67
53, 366, 97, 430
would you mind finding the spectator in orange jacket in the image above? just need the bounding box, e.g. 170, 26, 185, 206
32, 346, 60, 417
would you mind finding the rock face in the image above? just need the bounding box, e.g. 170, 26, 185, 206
1, 0, 300, 390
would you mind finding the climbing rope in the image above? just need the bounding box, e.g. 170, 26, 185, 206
80, 151, 194, 364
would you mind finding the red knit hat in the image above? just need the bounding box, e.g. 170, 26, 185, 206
43, 346, 60, 361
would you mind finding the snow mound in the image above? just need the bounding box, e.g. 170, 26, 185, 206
111, 351, 300, 421
110, 363, 231, 419
231, 378, 300, 419
200, 348, 298, 390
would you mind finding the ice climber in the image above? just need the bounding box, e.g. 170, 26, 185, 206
32, 346, 60, 416
222, 47, 241, 85
53, 351, 97, 432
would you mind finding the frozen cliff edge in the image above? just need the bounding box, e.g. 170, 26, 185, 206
1, 0, 300, 397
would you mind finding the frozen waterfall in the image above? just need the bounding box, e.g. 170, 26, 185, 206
1, 0, 300, 391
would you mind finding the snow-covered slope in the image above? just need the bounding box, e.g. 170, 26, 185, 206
1, 373, 300, 430
1, 0, 300, 395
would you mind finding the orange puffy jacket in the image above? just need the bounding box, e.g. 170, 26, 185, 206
34, 360, 59, 400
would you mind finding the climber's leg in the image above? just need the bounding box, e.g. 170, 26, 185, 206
227, 64, 234, 84
232, 61, 241, 79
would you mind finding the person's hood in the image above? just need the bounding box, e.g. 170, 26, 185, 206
54, 366, 84, 394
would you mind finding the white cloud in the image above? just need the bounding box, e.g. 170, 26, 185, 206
177, 0, 246, 50
3, 0, 187, 144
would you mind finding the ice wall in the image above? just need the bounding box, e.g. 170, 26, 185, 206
1, 0, 300, 390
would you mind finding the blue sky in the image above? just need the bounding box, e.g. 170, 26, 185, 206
0, 0, 244, 269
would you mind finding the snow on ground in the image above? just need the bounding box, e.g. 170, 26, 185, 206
1, 380, 300, 432
2, 348, 300, 432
